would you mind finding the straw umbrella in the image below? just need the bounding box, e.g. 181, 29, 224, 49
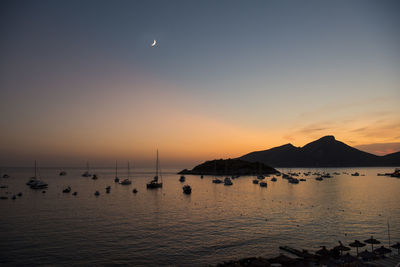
358, 250, 376, 261
334, 241, 351, 255
364, 236, 380, 251
316, 246, 330, 257
390, 242, 400, 254
373, 246, 392, 255
349, 240, 366, 256
340, 253, 358, 264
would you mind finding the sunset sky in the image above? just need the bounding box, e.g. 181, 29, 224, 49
1, 0, 399, 168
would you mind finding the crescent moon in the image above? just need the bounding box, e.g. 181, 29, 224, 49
151, 40, 157, 47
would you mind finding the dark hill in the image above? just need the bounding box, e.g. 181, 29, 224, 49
178, 159, 279, 175
240, 135, 400, 167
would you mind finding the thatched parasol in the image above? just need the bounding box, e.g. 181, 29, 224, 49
334, 241, 350, 255
349, 240, 366, 255
340, 253, 358, 264
364, 236, 380, 251
358, 249, 376, 261
316, 246, 330, 257
373, 246, 392, 255
390, 242, 400, 254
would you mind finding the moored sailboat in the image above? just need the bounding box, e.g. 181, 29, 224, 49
82, 161, 92, 177
27, 161, 48, 189
120, 161, 132, 185
114, 160, 119, 183
147, 150, 163, 189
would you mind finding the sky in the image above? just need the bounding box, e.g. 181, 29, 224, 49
0, 0, 399, 168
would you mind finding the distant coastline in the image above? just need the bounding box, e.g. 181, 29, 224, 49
178, 159, 278, 175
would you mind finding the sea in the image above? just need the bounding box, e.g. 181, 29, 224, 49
0, 167, 399, 266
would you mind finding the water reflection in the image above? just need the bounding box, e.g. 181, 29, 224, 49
0, 167, 399, 266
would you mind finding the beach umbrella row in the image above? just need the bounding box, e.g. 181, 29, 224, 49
316, 238, 399, 260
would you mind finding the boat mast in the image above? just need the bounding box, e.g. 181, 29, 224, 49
156, 149, 159, 178
128, 161, 130, 179
87, 161, 89, 173
214, 160, 217, 177
34, 160, 37, 178
115, 160, 118, 177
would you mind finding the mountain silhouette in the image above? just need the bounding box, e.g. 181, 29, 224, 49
239, 135, 400, 167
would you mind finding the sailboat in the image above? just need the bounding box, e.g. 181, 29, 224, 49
82, 161, 91, 177
27, 160, 48, 189
120, 161, 132, 185
146, 150, 163, 189
114, 160, 119, 183
212, 160, 222, 184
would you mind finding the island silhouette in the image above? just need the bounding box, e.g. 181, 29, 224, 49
180, 136, 400, 174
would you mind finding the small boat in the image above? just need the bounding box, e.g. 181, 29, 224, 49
224, 177, 233, 185
132, 188, 138, 194
2, 174, 10, 178
212, 178, 222, 184
179, 175, 186, 182
200, 175, 204, 179
62, 186, 71, 193
146, 150, 163, 189
72, 192, 78, 196
253, 179, 259, 184
26, 178, 36, 186
315, 177, 323, 181
92, 174, 98, 180
82, 162, 92, 177
0, 185, 8, 188
300, 178, 306, 181
42, 190, 46, 194
257, 175, 265, 180
12, 195, 16, 200
120, 179, 131, 185
259, 181, 267, 187
271, 177, 277, 182
59, 171, 67, 176
389, 168, 400, 178
17, 192, 22, 197
183, 185, 192, 194
105, 186, 111, 193
94, 191, 100, 196
351, 172, 360, 176
30, 180, 48, 189
288, 178, 299, 184
114, 160, 119, 183
0, 196, 8, 200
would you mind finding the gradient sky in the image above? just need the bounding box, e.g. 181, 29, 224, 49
1, 0, 399, 168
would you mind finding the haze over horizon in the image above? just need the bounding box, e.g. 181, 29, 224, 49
1, 0, 399, 168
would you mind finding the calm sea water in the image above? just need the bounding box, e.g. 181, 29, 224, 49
0, 167, 399, 266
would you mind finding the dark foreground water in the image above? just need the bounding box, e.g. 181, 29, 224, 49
0, 167, 399, 266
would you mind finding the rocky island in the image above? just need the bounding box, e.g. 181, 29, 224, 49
178, 158, 279, 176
